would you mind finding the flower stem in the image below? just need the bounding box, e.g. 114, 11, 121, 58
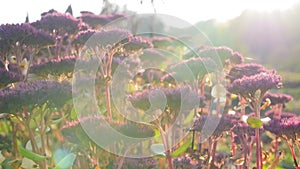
288, 143, 299, 168
105, 81, 112, 121
254, 102, 263, 169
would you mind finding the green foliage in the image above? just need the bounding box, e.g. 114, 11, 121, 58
247, 116, 263, 129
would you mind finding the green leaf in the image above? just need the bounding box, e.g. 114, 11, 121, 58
50, 115, 68, 125
171, 136, 192, 157
150, 144, 166, 157
53, 153, 76, 169
18, 145, 47, 162
183, 110, 195, 125
247, 116, 263, 128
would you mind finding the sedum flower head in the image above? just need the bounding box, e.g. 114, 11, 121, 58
62, 115, 155, 145
79, 13, 126, 28
122, 36, 153, 52
265, 110, 296, 119
168, 57, 218, 82
0, 23, 55, 51
184, 46, 244, 66
0, 68, 20, 86
128, 86, 204, 113
173, 156, 196, 169
72, 29, 96, 45
31, 12, 81, 35
115, 157, 157, 169
264, 116, 300, 141
227, 63, 267, 82
30, 56, 76, 76
0, 80, 71, 113
192, 113, 237, 138
227, 71, 282, 96
263, 92, 293, 106
85, 28, 131, 48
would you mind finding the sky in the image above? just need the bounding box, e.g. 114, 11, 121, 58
0, 0, 299, 25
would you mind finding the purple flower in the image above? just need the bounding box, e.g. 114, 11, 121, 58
152, 36, 178, 48
62, 115, 155, 145
139, 48, 168, 66
0, 23, 55, 52
80, 13, 126, 28
192, 113, 237, 138
30, 56, 76, 76
263, 92, 293, 106
115, 157, 157, 169
227, 71, 282, 96
264, 116, 300, 141
168, 57, 218, 81
86, 28, 131, 48
265, 110, 296, 119
184, 46, 244, 66
227, 63, 267, 82
31, 12, 81, 35
0, 68, 20, 86
72, 29, 96, 45
128, 86, 204, 113
123, 36, 153, 52
173, 156, 196, 169
0, 80, 71, 113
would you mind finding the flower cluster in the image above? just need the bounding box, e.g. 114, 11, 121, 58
85, 28, 131, 48
138, 48, 168, 66
62, 115, 155, 144
263, 92, 293, 106
264, 116, 300, 141
115, 157, 157, 169
264, 110, 296, 119
168, 57, 218, 82
31, 12, 81, 35
128, 86, 203, 113
173, 156, 196, 169
79, 13, 126, 28
0, 68, 20, 86
72, 29, 96, 45
192, 114, 238, 138
184, 46, 244, 66
0, 80, 72, 113
227, 71, 282, 96
0, 23, 55, 52
123, 36, 153, 52
30, 56, 76, 76
151, 36, 180, 48
227, 63, 267, 82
